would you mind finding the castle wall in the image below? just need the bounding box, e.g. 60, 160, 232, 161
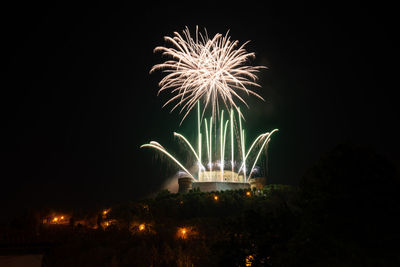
199, 170, 244, 182
178, 176, 263, 193
192, 182, 250, 192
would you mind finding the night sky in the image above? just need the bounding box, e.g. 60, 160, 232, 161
2, 2, 397, 220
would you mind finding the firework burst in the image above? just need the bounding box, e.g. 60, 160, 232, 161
150, 26, 266, 123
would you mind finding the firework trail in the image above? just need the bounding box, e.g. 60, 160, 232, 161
141, 106, 278, 182
142, 28, 278, 183
150, 26, 266, 123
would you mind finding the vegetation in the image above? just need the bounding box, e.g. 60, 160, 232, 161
1, 143, 399, 266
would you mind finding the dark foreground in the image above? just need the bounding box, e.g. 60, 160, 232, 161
1, 143, 399, 266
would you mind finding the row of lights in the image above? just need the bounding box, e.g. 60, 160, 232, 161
48, 192, 252, 226
178, 191, 251, 205
101, 207, 191, 239
52, 216, 64, 222
212, 191, 251, 201
135, 223, 189, 239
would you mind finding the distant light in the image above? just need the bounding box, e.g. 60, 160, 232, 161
246, 191, 251, 196
178, 227, 188, 239
245, 255, 254, 266
139, 224, 145, 231
60, 216, 64, 220
214, 195, 219, 201
53, 217, 58, 222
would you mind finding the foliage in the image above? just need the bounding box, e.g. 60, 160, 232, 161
5, 143, 399, 266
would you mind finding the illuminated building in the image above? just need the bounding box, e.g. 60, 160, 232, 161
178, 171, 266, 193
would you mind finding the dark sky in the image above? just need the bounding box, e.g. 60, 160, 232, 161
1, 2, 397, 220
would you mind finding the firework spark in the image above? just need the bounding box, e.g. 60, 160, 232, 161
150, 26, 266, 123
141, 104, 278, 182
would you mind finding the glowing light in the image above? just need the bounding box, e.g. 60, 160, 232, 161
197, 101, 202, 179
140, 142, 196, 180
139, 224, 145, 231
53, 217, 58, 222
60, 216, 64, 220
248, 129, 279, 181
151, 26, 266, 123
214, 195, 219, 201
143, 28, 278, 185
230, 108, 234, 173
246, 191, 251, 196
220, 110, 224, 177
178, 227, 189, 239
174, 132, 200, 162
238, 107, 246, 181
142, 106, 278, 182
208, 117, 213, 171
245, 255, 254, 266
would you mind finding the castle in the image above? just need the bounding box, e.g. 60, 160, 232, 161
178, 170, 266, 193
